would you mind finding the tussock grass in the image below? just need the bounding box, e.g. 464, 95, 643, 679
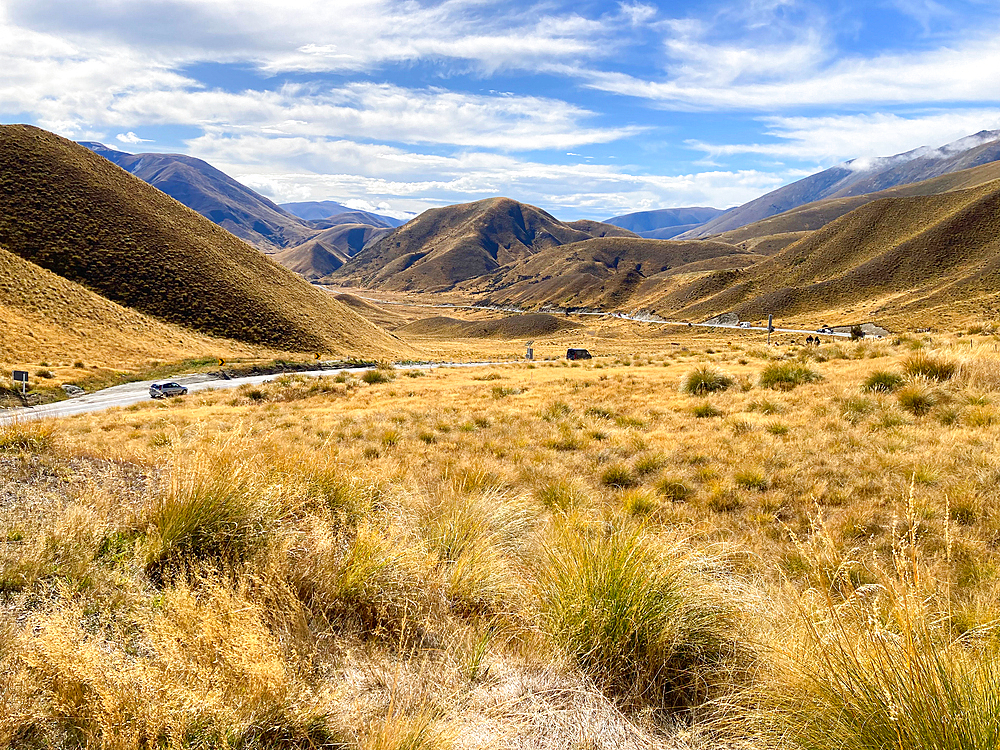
683, 365, 734, 396
538, 526, 744, 708
746, 584, 1000, 750
143, 448, 278, 579
759, 362, 822, 390
897, 379, 937, 416
0, 420, 55, 452
903, 352, 956, 381
862, 369, 904, 393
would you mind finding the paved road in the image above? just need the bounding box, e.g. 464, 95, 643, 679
0, 361, 510, 425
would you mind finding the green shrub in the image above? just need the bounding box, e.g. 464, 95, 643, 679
903, 353, 956, 381
683, 365, 734, 396
862, 370, 904, 393
539, 527, 741, 707
759, 363, 822, 390
491, 385, 522, 398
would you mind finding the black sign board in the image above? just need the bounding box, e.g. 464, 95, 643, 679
12, 370, 28, 383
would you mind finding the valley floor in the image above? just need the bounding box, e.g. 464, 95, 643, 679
2, 333, 1000, 748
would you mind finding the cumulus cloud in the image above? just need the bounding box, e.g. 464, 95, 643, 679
186, 132, 788, 217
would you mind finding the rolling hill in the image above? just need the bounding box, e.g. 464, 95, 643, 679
0, 243, 253, 369
399, 313, 583, 339
1, 125, 404, 356
664, 177, 1000, 326
331, 197, 637, 291
275, 224, 391, 280
683, 130, 1000, 238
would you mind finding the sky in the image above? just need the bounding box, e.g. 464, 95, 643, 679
3, 0, 1000, 221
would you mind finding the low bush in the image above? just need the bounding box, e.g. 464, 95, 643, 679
692, 402, 723, 418
683, 365, 734, 396
601, 463, 637, 489
759, 363, 822, 391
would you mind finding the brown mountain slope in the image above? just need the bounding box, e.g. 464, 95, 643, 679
0, 244, 253, 368
462, 237, 754, 310
0, 125, 403, 357
670, 178, 1000, 324
715, 159, 1000, 247
331, 198, 615, 292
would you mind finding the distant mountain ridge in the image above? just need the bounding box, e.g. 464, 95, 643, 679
280, 200, 404, 227
81, 141, 400, 278
682, 130, 1000, 238
604, 207, 725, 239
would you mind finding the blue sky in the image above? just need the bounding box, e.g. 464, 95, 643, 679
2, 0, 1000, 220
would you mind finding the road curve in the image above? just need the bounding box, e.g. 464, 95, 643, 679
0, 361, 511, 425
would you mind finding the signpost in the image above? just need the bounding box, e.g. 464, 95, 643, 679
12, 370, 28, 395
525, 340, 534, 361
767, 314, 774, 345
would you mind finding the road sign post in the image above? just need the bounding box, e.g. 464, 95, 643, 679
12, 370, 28, 395
767, 314, 774, 345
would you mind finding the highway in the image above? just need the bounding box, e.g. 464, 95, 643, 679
0, 361, 509, 425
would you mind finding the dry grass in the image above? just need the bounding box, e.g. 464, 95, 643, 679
3, 336, 1000, 747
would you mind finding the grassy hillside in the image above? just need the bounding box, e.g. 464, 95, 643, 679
716, 159, 1000, 247
4, 338, 999, 747
0, 125, 403, 357
332, 197, 615, 291
0, 244, 256, 372
84, 144, 318, 253
672, 178, 1000, 326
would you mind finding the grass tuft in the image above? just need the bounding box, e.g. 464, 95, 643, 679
0, 420, 55, 453
539, 526, 743, 708
902, 352, 956, 381
862, 369, 904, 393
759, 362, 822, 391
682, 365, 734, 396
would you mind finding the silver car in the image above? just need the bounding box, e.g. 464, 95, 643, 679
149, 381, 188, 399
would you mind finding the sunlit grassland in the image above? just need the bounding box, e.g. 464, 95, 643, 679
2, 334, 1000, 748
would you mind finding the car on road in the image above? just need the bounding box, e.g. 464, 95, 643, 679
816, 326, 834, 334
149, 382, 188, 399
739, 322, 752, 328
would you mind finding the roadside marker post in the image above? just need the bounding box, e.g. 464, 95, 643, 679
12, 370, 28, 395
767, 314, 774, 346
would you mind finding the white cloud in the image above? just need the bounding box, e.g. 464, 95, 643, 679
186, 132, 788, 217
687, 111, 1000, 165
116, 131, 152, 144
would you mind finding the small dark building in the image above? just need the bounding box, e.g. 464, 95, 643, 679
566, 348, 592, 360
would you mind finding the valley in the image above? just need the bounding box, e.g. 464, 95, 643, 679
3, 121, 1000, 750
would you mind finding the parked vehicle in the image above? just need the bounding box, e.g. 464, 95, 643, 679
566, 348, 592, 360
149, 382, 188, 399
